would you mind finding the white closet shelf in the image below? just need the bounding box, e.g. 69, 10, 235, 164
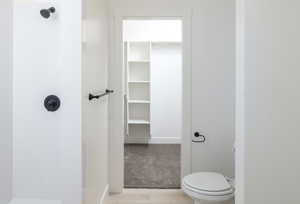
151, 41, 181, 43
128, 120, 150, 124
128, 81, 150, 83
128, 100, 150, 104
128, 60, 150, 63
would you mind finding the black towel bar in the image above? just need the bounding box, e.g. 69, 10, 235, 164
89, 89, 114, 101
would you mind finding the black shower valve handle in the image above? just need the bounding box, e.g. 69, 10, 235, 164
44, 95, 61, 112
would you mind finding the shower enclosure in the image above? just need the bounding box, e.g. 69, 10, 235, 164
1, 0, 109, 203
11, 0, 82, 203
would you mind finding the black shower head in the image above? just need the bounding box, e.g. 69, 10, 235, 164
40, 7, 55, 19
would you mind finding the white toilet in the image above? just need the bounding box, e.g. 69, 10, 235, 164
182, 172, 234, 204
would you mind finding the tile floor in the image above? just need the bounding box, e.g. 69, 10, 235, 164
107, 189, 193, 204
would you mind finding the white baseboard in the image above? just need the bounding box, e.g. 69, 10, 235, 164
125, 137, 150, 144
125, 137, 181, 144
149, 137, 181, 144
98, 185, 109, 204
9, 198, 61, 204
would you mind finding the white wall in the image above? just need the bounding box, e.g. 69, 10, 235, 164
237, 1, 300, 203
123, 20, 182, 42
123, 20, 182, 144
151, 43, 182, 144
235, 0, 244, 203
0, 0, 13, 203
190, 1, 235, 179
13, 0, 82, 203
82, 0, 109, 203
109, 0, 235, 191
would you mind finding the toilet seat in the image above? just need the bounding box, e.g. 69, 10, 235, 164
182, 172, 234, 201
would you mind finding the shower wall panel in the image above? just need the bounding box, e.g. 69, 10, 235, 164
0, 0, 13, 203
13, 0, 82, 203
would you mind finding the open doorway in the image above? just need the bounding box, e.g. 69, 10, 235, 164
123, 20, 182, 188
109, 9, 191, 193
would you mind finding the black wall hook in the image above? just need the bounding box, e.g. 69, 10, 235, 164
40, 7, 56, 19
89, 89, 114, 101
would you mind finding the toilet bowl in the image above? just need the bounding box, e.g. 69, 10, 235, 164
182, 172, 234, 204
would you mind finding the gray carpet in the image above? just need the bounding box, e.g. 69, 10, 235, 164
124, 144, 181, 189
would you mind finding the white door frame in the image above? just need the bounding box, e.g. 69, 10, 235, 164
109, 8, 192, 193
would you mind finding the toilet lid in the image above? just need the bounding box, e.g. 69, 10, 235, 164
183, 172, 232, 192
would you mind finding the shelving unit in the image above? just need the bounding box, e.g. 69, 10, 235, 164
128, 100, 150, 104
125, 42, 151, 143
128, 120, 151, 124
124, 41, 182, 144
128, 81, 150, 83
